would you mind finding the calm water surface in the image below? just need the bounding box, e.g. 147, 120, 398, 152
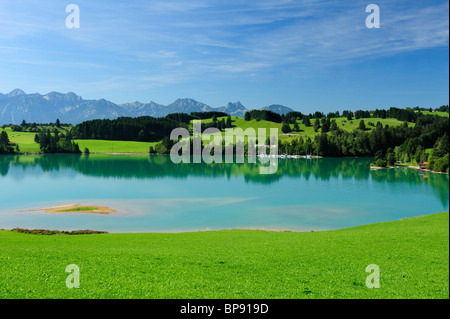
0, 155, 448, 232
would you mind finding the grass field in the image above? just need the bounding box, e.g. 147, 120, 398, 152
74, 139, 159, 154
0, 212, 447, 299
0, 128, 41, 153
0, 127, 158, 154
418, 111, 449, 117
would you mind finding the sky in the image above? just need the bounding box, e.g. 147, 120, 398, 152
0, 0, 448, 113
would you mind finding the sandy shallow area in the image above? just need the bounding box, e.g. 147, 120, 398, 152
19, 204, 117, 214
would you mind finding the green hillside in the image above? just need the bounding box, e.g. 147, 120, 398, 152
198, 116, 413, 143
0, 112, 444, 154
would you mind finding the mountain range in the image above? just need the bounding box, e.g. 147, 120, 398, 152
0, 89, 294, 125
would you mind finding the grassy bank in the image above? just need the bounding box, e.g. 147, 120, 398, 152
0, 212, 448, 299
74, 139, 159, 154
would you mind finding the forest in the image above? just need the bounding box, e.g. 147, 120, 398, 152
161, 107, 449, 172
277, 116, 448, 172
1, 106, 448, 172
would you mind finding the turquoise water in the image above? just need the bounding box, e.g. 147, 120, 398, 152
0, 155, 448, 232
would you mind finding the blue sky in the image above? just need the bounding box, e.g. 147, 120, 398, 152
0, 0, 448, 113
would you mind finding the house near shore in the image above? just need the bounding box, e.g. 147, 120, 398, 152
9, 142, 17, 147
419, 162, 429, 169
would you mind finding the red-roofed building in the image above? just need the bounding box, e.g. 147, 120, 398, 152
419, 162, 428, 169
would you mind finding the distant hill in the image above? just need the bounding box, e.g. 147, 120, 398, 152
118, 101, 167, 118
216, 102, 247, 117
0, 89, 296, 124
165, 98, 213, 114
261, 104, 294, 115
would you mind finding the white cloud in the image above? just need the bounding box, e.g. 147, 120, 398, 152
0, 0, 448, 84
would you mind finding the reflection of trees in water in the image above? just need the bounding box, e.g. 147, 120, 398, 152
370, 168, 450, 208
1, 155, 448, 205
0, 158, 9, 176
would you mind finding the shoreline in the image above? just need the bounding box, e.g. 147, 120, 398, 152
3, 153, 447, 174
10, 152, 325, 157
370, 163, 449, 175
1, 212, 446, 235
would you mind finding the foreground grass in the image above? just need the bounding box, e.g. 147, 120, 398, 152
0, 212, 448, 299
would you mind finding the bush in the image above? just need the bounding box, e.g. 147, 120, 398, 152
433, 154, 449, 172
386, 152, 396, 166
155, 143, 168, 154
359, 120, 366, 131
281, 123, 292, 134
374, 159, 387, 167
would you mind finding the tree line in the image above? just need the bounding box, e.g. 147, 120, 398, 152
70, 112, 235, 142
276, 115, 449, 172
154, 113, 448, 172
1, 106, 448, 169
71, 116, 179, 142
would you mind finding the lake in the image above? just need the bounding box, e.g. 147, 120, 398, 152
0, 155, 448, 232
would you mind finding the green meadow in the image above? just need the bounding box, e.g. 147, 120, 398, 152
419, 111, 449, 117
199, 116, 412, 143
0, 212, 448, 299
74, 139, 159, 154
1, 128, 41, 153
0, 127, 158, 154
1, 112, 447, 153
